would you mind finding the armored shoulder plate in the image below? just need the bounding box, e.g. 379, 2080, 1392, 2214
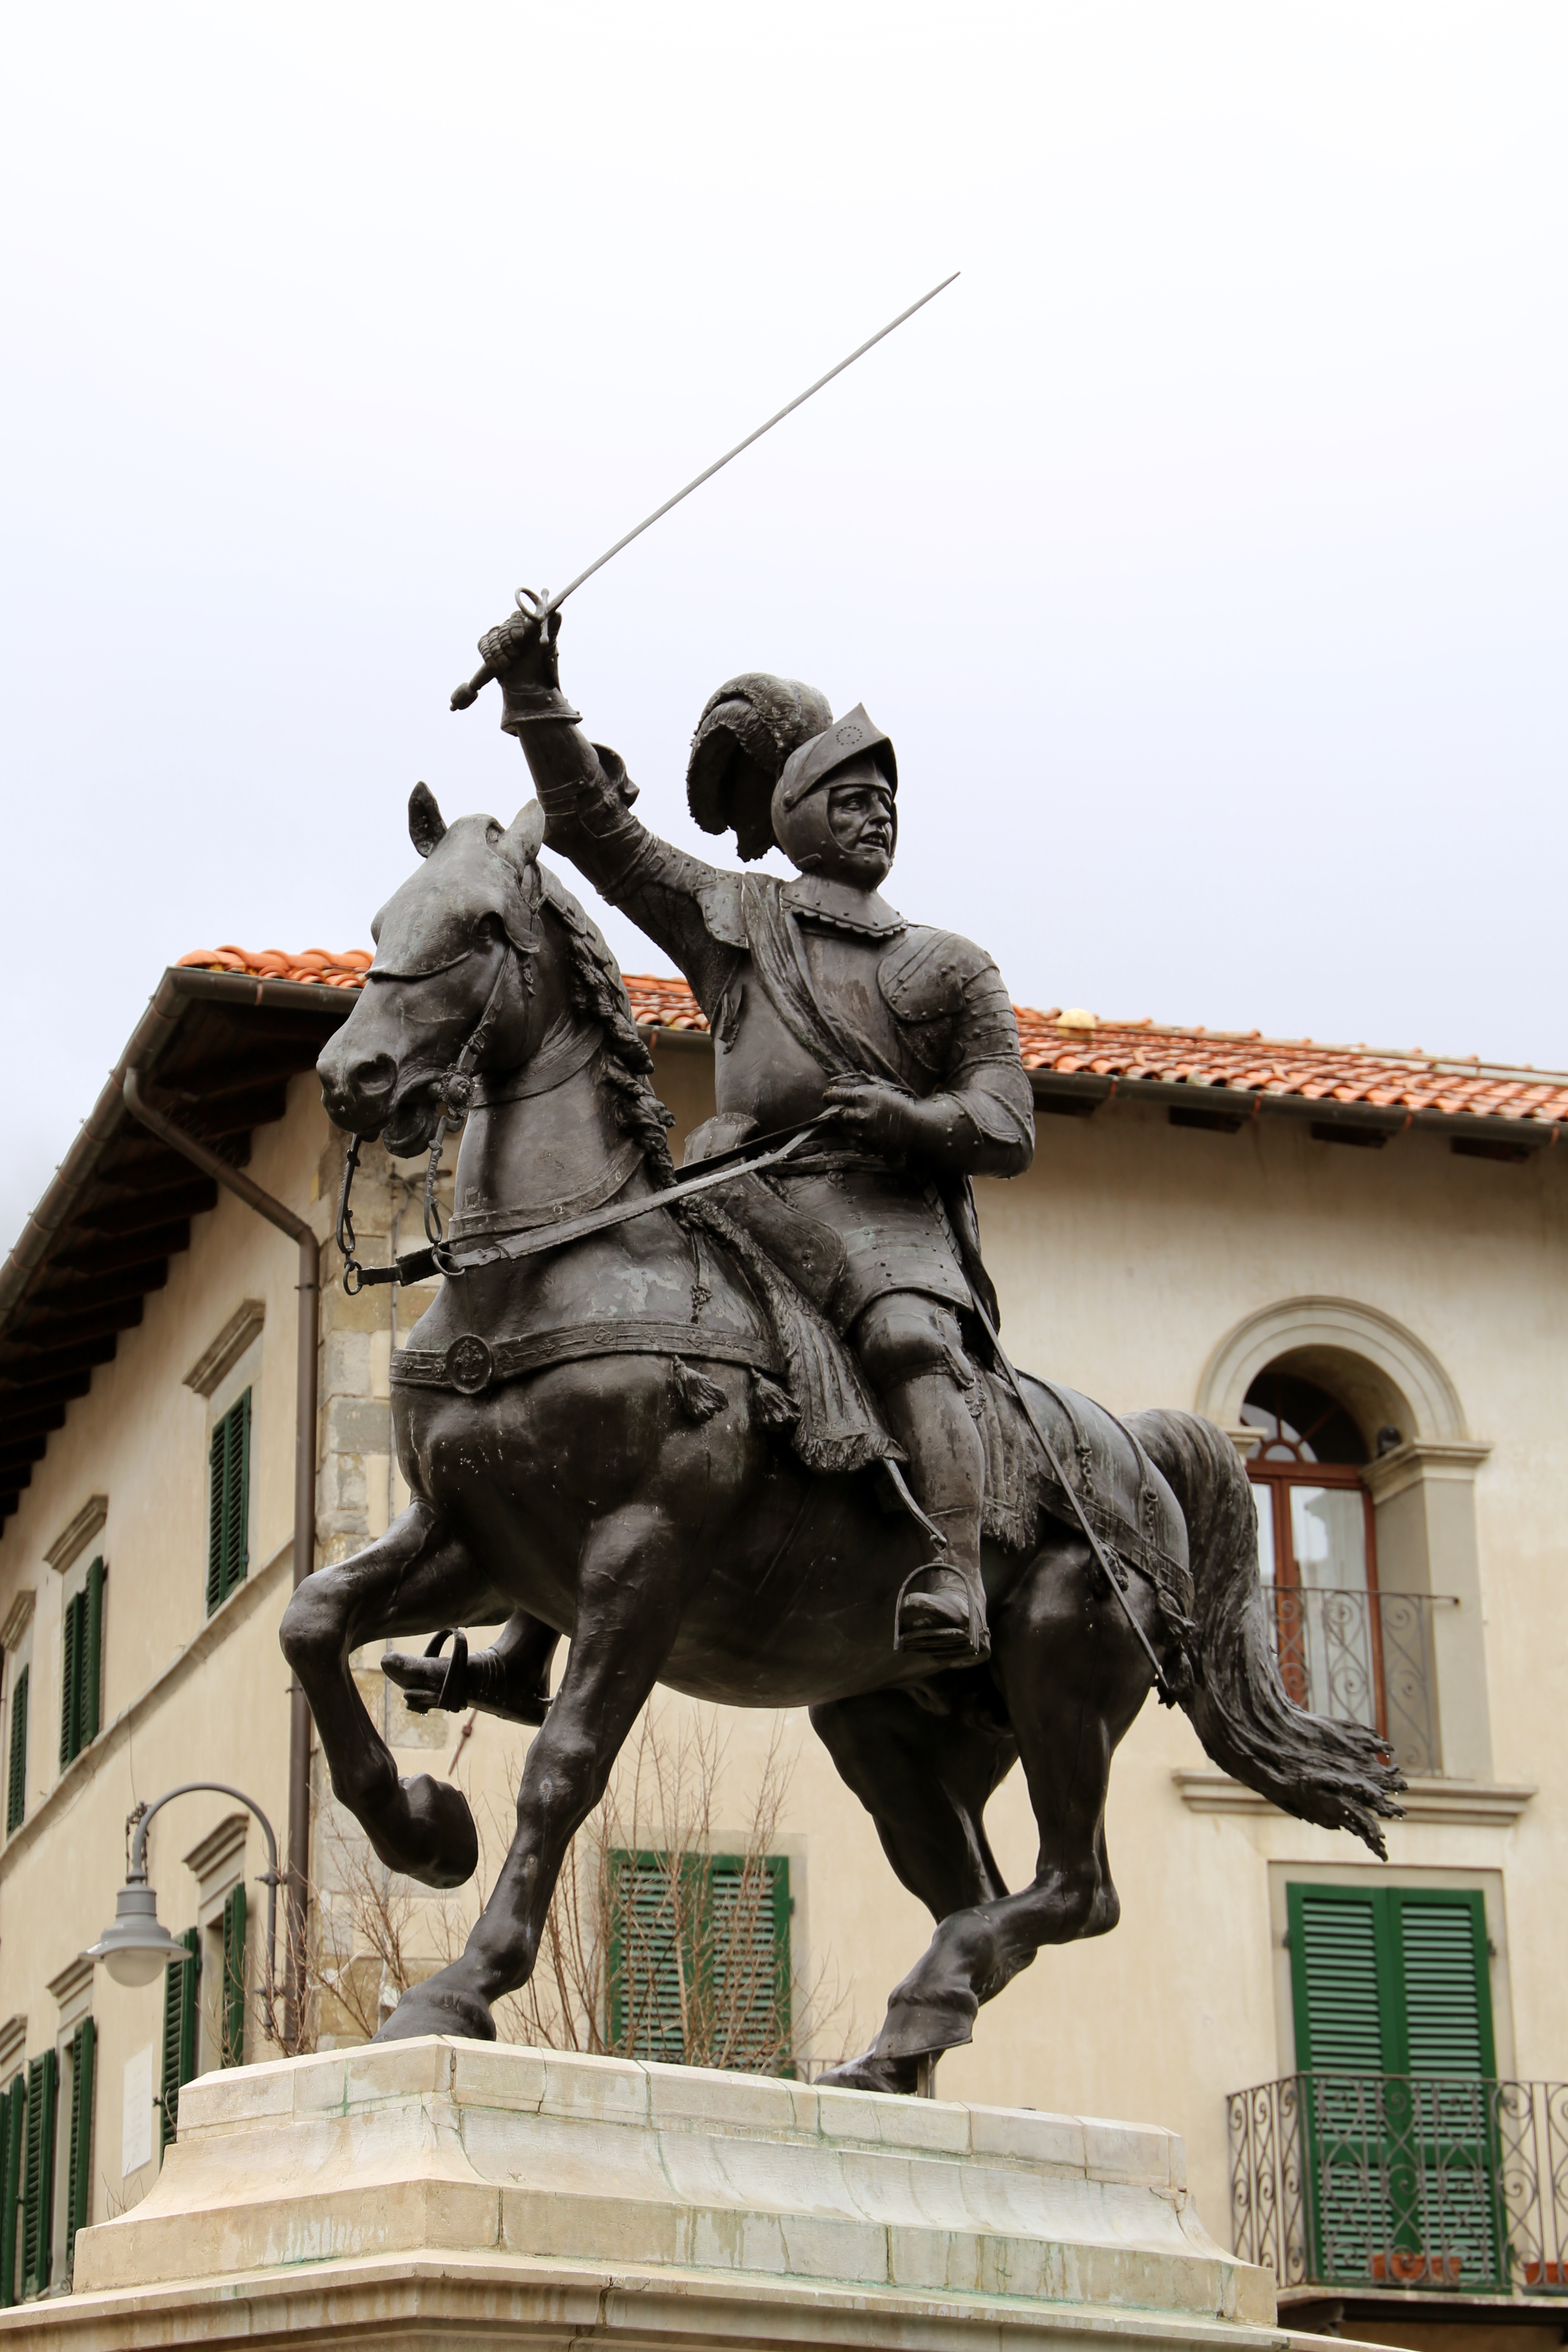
877, 926, 995, 1023
695, 873, 750, 950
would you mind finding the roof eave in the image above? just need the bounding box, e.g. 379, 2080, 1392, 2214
1027, 1069, 1562, 1147
0, 968, 352, 1332
639, 1021, 1561, 1146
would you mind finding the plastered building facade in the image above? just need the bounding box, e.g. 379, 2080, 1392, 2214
0, 956, 1562, 2347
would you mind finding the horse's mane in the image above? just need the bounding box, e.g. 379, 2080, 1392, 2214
543, 880, 678, 1191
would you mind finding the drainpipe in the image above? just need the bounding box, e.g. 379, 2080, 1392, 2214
122, 1066, 316, 2048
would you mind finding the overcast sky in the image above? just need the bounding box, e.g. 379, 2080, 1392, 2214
3, 3, 1565, 1250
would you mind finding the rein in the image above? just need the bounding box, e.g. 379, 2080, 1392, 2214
334, 972, 831, 1295
336, 946, 516, 1295
340, 1115, 824, 1292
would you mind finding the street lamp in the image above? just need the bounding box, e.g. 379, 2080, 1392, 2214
86, 1782, 282, 2012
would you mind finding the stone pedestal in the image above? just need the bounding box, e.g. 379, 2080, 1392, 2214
0, 2040, 1285, 2352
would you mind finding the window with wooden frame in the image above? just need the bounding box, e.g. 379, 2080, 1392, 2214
62, 2020, 95, 2276
18, 2050, 55, 2300
1242, 1373, 1387, 1737
199, 1884, 249, 2072
1289, 1882, 1500, 2286
159, 1932, 199, 2147
206, 1391, 251, 1616
0, 2072, 24, 2307
58, 1559, 105, 1771
606, 1851, 792, 2076
6, 1669, 28, 1835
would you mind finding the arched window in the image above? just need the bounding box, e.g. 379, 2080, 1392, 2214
1199, 1299, 1496, 1783
1240, 1370, 1391, 1749
1241, 1370, 1373, 1591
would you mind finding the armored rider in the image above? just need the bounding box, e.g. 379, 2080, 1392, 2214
481, 608, 1035, 1667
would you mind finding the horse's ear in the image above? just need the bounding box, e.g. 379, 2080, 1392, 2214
498, 800, 545, 872
409, 781, 447, 859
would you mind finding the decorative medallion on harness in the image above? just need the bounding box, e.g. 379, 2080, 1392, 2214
445, 1335, 496, 1395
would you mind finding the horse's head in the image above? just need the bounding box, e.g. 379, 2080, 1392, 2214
317, 783, 550, 1154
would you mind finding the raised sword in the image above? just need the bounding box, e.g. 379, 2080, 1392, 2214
450, 272, 959, 712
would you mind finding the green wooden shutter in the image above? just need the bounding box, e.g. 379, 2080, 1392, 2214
222, 1886, 247, 2068
228, 1390, 251, 1599
205, 1421, 227, 1614
707, 1855, 792, 2073
607, 1850, 688, 2061
159, 1932, 199, 2147
83, 1560, 105, 1746
64, 2019, 94, 2271
1289, 1887, 1389, 2072
1392, 1892, 1494, 2074
0, 2074, 25, 2308
1289, 1884, 1500, 2288
6, 1669, 28, 1833
58, 1592, 82, 1768
1387, 1891, 1498, 2283
606, 1851, 792, 2074
21, 2050, 56, 2297
207, 1393, 252, 1615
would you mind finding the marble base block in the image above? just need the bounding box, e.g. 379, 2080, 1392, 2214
0, 2039, 1286, 2352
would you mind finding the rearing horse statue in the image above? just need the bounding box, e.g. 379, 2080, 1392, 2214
286, 788, 1401, 2086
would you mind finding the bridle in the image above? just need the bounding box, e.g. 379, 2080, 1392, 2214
336, 941, 519, 1294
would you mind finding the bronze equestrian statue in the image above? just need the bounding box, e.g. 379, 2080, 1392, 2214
286, 609, 1401, 2088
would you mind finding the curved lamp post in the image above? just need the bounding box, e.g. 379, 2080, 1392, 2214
86, 1784, 282, 2025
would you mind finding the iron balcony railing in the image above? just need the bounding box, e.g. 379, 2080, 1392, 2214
1230, 2073, 1568, 2295
1268, 1589, 1452, 1778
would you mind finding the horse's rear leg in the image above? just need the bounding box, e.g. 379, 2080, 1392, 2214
377, 1502, 694, 2043
279, 1500, 499, 1888
829, 1537, 1156, 2084
812, 1684, 1016, 1915
812, 1682, 1018, 2093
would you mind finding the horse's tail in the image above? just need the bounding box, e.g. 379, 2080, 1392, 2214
1127, 1407, 1405, 1857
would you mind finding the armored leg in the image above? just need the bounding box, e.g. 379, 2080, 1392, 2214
854, 1294, 989, 1665
383, 1608, 560, 1726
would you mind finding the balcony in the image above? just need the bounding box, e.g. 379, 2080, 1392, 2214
1229, 2073, 1568, 2297
1268, 1588, 1452, 1778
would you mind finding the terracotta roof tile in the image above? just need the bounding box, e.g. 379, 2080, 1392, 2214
176, 949, 1568, 1128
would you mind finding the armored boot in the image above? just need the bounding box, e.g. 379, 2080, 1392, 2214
383, 1611, 559, 1727
880, 1370, 990, 1666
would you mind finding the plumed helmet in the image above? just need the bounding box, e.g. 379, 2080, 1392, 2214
686, 674, 834, 862
769, 706, 897, 873
772, 705, 896, 815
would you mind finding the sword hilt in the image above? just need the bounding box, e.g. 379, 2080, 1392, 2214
450, 586, 554, 714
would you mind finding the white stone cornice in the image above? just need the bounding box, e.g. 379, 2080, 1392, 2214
1363, 1437, 1493, 1503
44, 1493, 108, 1575
183, 1299, 265, 1397
0, 1589, 35, 1650
1173, 1769, 1533, 1828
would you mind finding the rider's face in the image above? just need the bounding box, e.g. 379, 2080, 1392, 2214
821, 776, 895, 886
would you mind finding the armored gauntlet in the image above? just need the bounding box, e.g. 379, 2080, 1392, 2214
478, 608, 582, 733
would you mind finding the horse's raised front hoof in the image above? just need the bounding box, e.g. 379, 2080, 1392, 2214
374, 1963, 496, 2044
363, 1773, 479, 1890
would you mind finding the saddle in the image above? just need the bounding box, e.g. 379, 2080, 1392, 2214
682, 1141, 1192, 1627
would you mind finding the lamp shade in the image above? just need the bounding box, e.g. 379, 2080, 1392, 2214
85, 1883, 194, 1989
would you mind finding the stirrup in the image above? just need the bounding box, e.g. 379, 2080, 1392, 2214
402, 1629, 468, 1714
392, 1628, 554, 1726
893, 1565, 990, 1664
